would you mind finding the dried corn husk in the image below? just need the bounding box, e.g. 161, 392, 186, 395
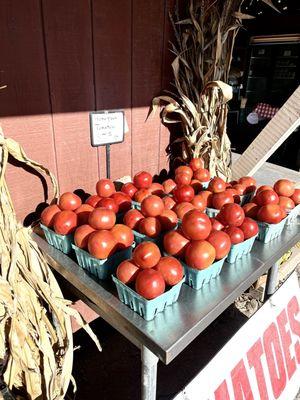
0, 128, 100, 399
150, 0, 278, 180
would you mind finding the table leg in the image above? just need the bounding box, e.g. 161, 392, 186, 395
141, 346, 159, 400
264, 261, 279, 300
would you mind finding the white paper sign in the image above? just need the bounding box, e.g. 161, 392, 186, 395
90, 110, 124, 146
174, 272, 300, 400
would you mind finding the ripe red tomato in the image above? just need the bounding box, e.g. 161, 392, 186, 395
242, 202, 260, 219
208, 177, 226, 193
175, 172, 192, 186
141, 195, 164, 217
74, 224, 95, 249
280, 207, 287, 220
210, 217, 224, 231
132, 242, 161, 269
74, 204, 94, 225
138, 217, 161, 238
189, 157, 204, 171
191, 194, 207, 211
149, 182, 165, 197
225, 188, 240, 203
163, 229, 190, 258
190, 179, 202, 194
274, 179, 295, 197
88, 230, 116, 259
256, 185, 273, 194
88, 207, 116, 230
251, 195, 259, 204
97, 197, 119, 213
174, 202, 195, 220
154, 256, 183, 286
123, 209, 144, 230
96, 179, 116, 198
232, 184, 246, 195
198, 190, 213, 207
239, 217, 259, 239
85, 194, 102, 207
217, 203, 245, 227
53, 211, 78, 235
134, 189, 152, 203
182, 210, 212, 240
121, 182, 138, 198
173, 185, 195, 202
116, 260, 140, 284
207, 230, 231, 259
193, 168, 210, 182
211, 192, 234, 210
158, 209, 178, 231
291, 189, 300, 205
278, 196, 295, 211
162, 196, 176, 210
175, 165, 193, 179
135, 269, 165, 300
41, 204, 61, 228
59, 192, 82, 211
162, 179, 177, 194
110, 224, 134, 249
133, 171, 152, 189
230, 180, 238, 186
257, 205, 283, 224
223, 226, 244, 244
256, 189, 279, 206
185, 240, 216, 270
111, 192, 132, 212
238, 176, 256, 191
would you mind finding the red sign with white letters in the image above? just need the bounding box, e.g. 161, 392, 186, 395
174, 273, 300, 400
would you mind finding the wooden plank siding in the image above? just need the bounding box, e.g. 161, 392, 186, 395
0, 0, 174, 221
0, 0, 57, 220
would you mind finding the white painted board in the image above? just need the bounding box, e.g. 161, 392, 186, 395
174, 272, 300, 400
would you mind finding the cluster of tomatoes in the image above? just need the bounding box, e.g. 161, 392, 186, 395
163, 203, 258, 270
122, 196, 178, 238
41, 179, 134, 260
242, 179, 300, 224
116, 242, 184, 300
40, 156, 299, 301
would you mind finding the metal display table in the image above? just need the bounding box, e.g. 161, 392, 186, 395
33, 222, 300, 400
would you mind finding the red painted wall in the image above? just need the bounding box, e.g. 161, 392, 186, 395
0, 0, 175, 221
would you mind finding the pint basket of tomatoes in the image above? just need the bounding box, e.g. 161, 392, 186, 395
112, 242, 185, 320
72, 245, 132, 280
71, 182, 135, 280
40, 223, 74, 254
243, 180, 296, 243
123, 193, 178, 247
163, 209, 232, 290
40, 192, 84, 254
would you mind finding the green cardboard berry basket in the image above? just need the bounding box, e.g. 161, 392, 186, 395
181, 257, 226, 290
72, 244, 132, 280
40, 223, 73, 254
285, 204, 300, 226
205, 207, 220, 218
226, 234, 257, 264
256, 217, 287, 243
112, 276, 185, 321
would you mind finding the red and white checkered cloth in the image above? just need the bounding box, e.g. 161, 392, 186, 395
253, 103, 279, 119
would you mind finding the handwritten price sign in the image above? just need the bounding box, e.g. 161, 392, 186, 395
90, 110, 124, 146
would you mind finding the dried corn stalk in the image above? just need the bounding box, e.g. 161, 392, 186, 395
150, 0, 278, 180
0, 129, 100, 399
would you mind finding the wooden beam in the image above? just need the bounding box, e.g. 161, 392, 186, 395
232, 86, 300, 180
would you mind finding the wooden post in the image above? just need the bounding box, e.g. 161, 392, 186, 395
232, 86, 300, 179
